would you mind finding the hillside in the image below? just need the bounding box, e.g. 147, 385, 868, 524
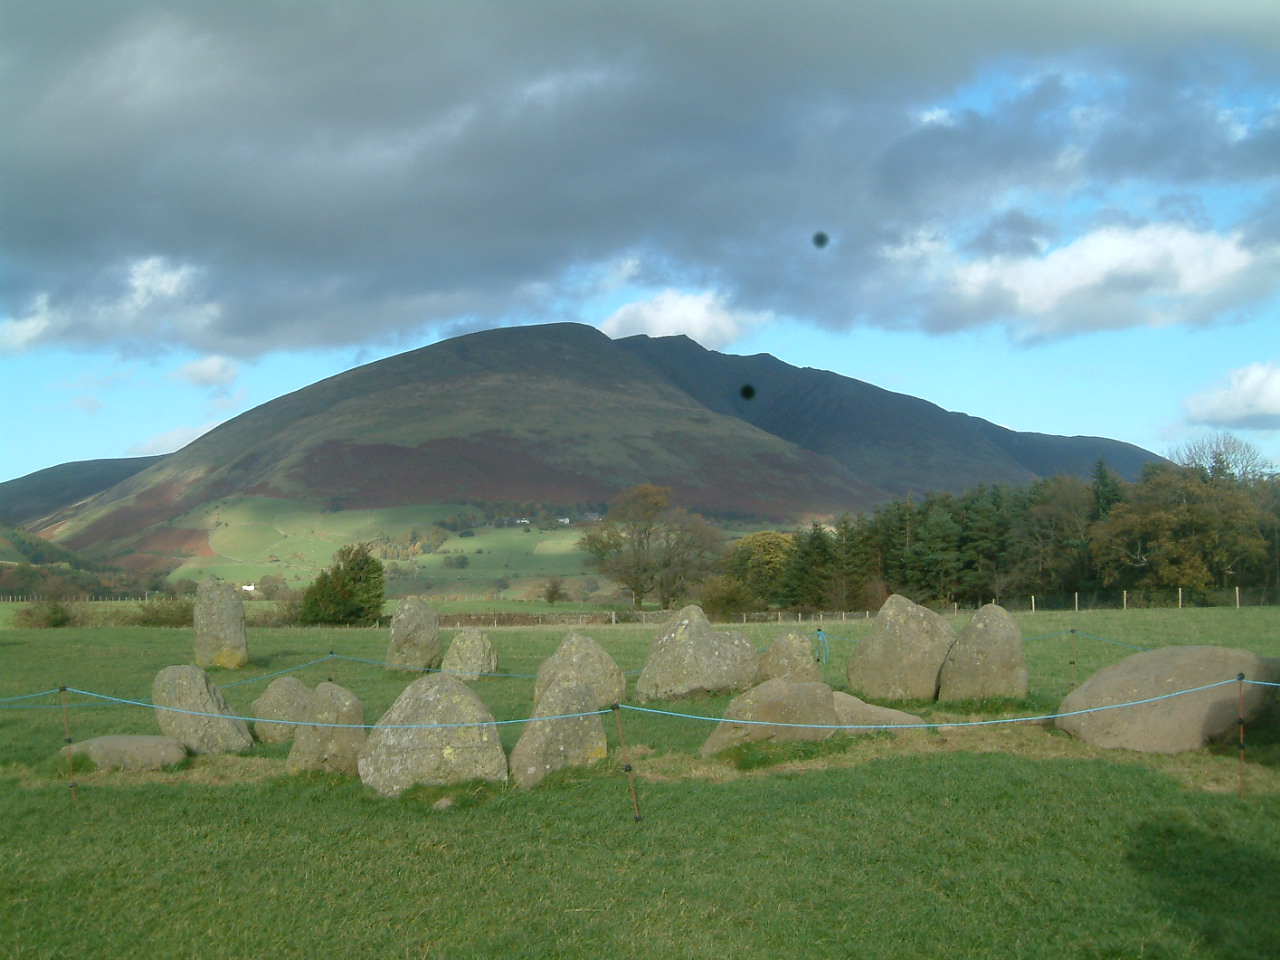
13, 322, 1162, 571
616, 334, 1154, 497
0, 456, 164, 526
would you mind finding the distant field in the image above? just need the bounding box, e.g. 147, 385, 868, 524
153, 496, 598, 599
1, 607, 1279, 959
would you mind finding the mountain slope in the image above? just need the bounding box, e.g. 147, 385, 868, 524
0, 456, 164, 526
615, 334, 1154, 495
22, 322, 1163, 565
33, 324, 885, 556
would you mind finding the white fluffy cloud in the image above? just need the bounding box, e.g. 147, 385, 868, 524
169, 355, 238, 389
599, 289, 770, 349
882, 223, 1279, 340
1186, 362, 1280, 429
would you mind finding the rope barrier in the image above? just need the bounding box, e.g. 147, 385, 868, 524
619, 678, 1241, 731
8, 674, 1267, 732
61, 687, 609, 730
220, 657, 334, 688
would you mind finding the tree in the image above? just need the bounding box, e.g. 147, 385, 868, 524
1170, 432, 1273, 485
1092, 462, 1267, 591
721, 530, 797, 608
299, 543, 385, 625
578, 485, 720, 608
543, 575, 567, 605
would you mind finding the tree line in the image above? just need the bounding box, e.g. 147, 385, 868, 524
583, 435, 1279, 612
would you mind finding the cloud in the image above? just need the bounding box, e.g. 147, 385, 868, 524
1, 256, 220, 354
1186, 362, 1280, 429
3, 3, 1280, 354
126, 421, 222, 458
871, 221, 1280, 340
71, 395, 102, 415
169, 355, 238, 390
599, 289, 769, 349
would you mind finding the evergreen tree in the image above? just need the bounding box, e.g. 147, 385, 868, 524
299, 543, 385, 625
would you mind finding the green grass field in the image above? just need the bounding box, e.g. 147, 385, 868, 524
157, 496, 602, 601
2, 608, 1279, 958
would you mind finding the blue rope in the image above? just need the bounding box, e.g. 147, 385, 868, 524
221, 656, 334, 688
63, 687, 609, 730
0, 688, 61, 705
1068, 630, 1148, 651
329, 653, 541, 679
620, 678, 1239, 731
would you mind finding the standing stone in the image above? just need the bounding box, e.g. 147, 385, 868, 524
699, 679, 838, 757
755, 631, 823, 684
387, 597, 442, 671
194, 578, 249, 669
357, 674, 507, 796
1056, 646, 1280, 754
441, 628, 498, 681
509, 675, 608, 788
287, 682, 367, 776
635, 605, 759, 703
152, 665, 253, 755
846, 594, 957, 700
937, 603, 1028, 701
251, 676, 313, 744
831, 692, 925, 736
534, 632, 626, 708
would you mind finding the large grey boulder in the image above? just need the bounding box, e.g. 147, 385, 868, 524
755, 631, 823, 684
387, 597, 442, 671
509, 674, 608, 788
700, 679, 839, 757
194, 578, 248, 669
63, 735, 186, 771
441, 628, 498, 681
534, 632, 626, 709
287, 682, 367, 776
635, 605, 760, 703
831, 692, 925, 735
937, 603, 1027, 701
1056, 645, 1280, 754
152, 665, 253, 755
846, 594, 957, 700
357, 674, 507, 796
251, 676, 313, 744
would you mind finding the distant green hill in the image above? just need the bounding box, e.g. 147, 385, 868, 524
0, 518, 87, 567
0, 456, 163, 526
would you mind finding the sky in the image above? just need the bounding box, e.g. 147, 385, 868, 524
3, 1, 1280, 486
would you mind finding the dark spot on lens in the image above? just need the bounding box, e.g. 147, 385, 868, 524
740, 384, 756, 400
812, 231, 829, 249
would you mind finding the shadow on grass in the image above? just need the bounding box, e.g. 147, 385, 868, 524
1127, 820, 1280, 960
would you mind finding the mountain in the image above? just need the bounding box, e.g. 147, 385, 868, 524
15, 322, 1161, 565
0, 456, 164, 526
615, 334, 1154, 496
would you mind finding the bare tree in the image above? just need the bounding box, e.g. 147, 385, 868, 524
1169, 432, 1273, 484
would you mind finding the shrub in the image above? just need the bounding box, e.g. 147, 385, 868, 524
13, 599, 73, 628
131, 596, 195, 627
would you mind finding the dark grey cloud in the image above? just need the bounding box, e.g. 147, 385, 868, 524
2, 1, 1280, 355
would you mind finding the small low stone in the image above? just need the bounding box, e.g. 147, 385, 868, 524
63, 735, 186, 771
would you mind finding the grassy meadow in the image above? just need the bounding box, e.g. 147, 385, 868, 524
2, 607, 1280, 958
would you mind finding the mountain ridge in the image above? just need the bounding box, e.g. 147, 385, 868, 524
5, 322, 1162, 568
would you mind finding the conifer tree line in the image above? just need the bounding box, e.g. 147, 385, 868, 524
702, 435, 1280, 613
